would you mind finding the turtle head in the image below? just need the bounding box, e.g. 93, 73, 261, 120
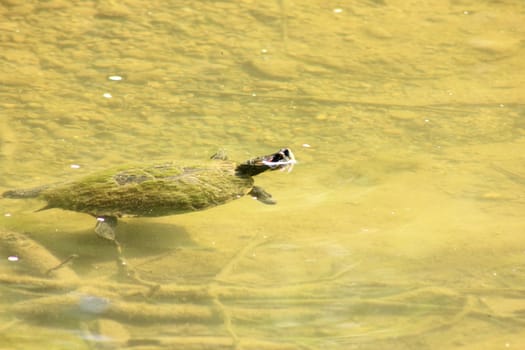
236, 148, 296, 177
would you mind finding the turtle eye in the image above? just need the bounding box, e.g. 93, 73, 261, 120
281, 148, 290, 158
270, 153, 284, 162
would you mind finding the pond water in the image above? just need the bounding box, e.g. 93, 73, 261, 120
1, 1, 524, 349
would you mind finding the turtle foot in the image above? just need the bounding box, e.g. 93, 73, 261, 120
249, 186, 276, 205
94, 216, 118, 241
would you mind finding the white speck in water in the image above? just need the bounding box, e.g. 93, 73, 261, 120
70, 164, 81, 169
261, 48, 268, 54
108, 75, 123, 81
4, 213, 11, 217
302, 143, 311, 148
252, 93, 257, 97
333, 8, 343, 14
8, 256, 19, 262
103, 93, 112, 98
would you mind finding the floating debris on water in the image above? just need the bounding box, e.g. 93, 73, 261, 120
108, 75, 123, 81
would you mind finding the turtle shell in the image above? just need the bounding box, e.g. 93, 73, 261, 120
37, 160, 253, 217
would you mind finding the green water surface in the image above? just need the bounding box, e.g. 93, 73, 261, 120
1, 1, 524, 349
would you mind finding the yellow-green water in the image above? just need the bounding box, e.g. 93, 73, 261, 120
1, 0, 524, 349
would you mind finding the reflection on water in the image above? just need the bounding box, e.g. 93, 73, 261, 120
1, 0, 524, 349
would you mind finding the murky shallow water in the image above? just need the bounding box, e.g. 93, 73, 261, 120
1, 1, 524, 349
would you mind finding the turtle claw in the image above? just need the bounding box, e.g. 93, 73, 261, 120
249, 186, 276, 205
210, 149, 228, 160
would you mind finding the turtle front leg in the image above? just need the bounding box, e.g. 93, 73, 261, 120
248, 186, 276, 205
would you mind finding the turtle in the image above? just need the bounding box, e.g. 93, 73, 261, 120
2, 148, 296, 244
